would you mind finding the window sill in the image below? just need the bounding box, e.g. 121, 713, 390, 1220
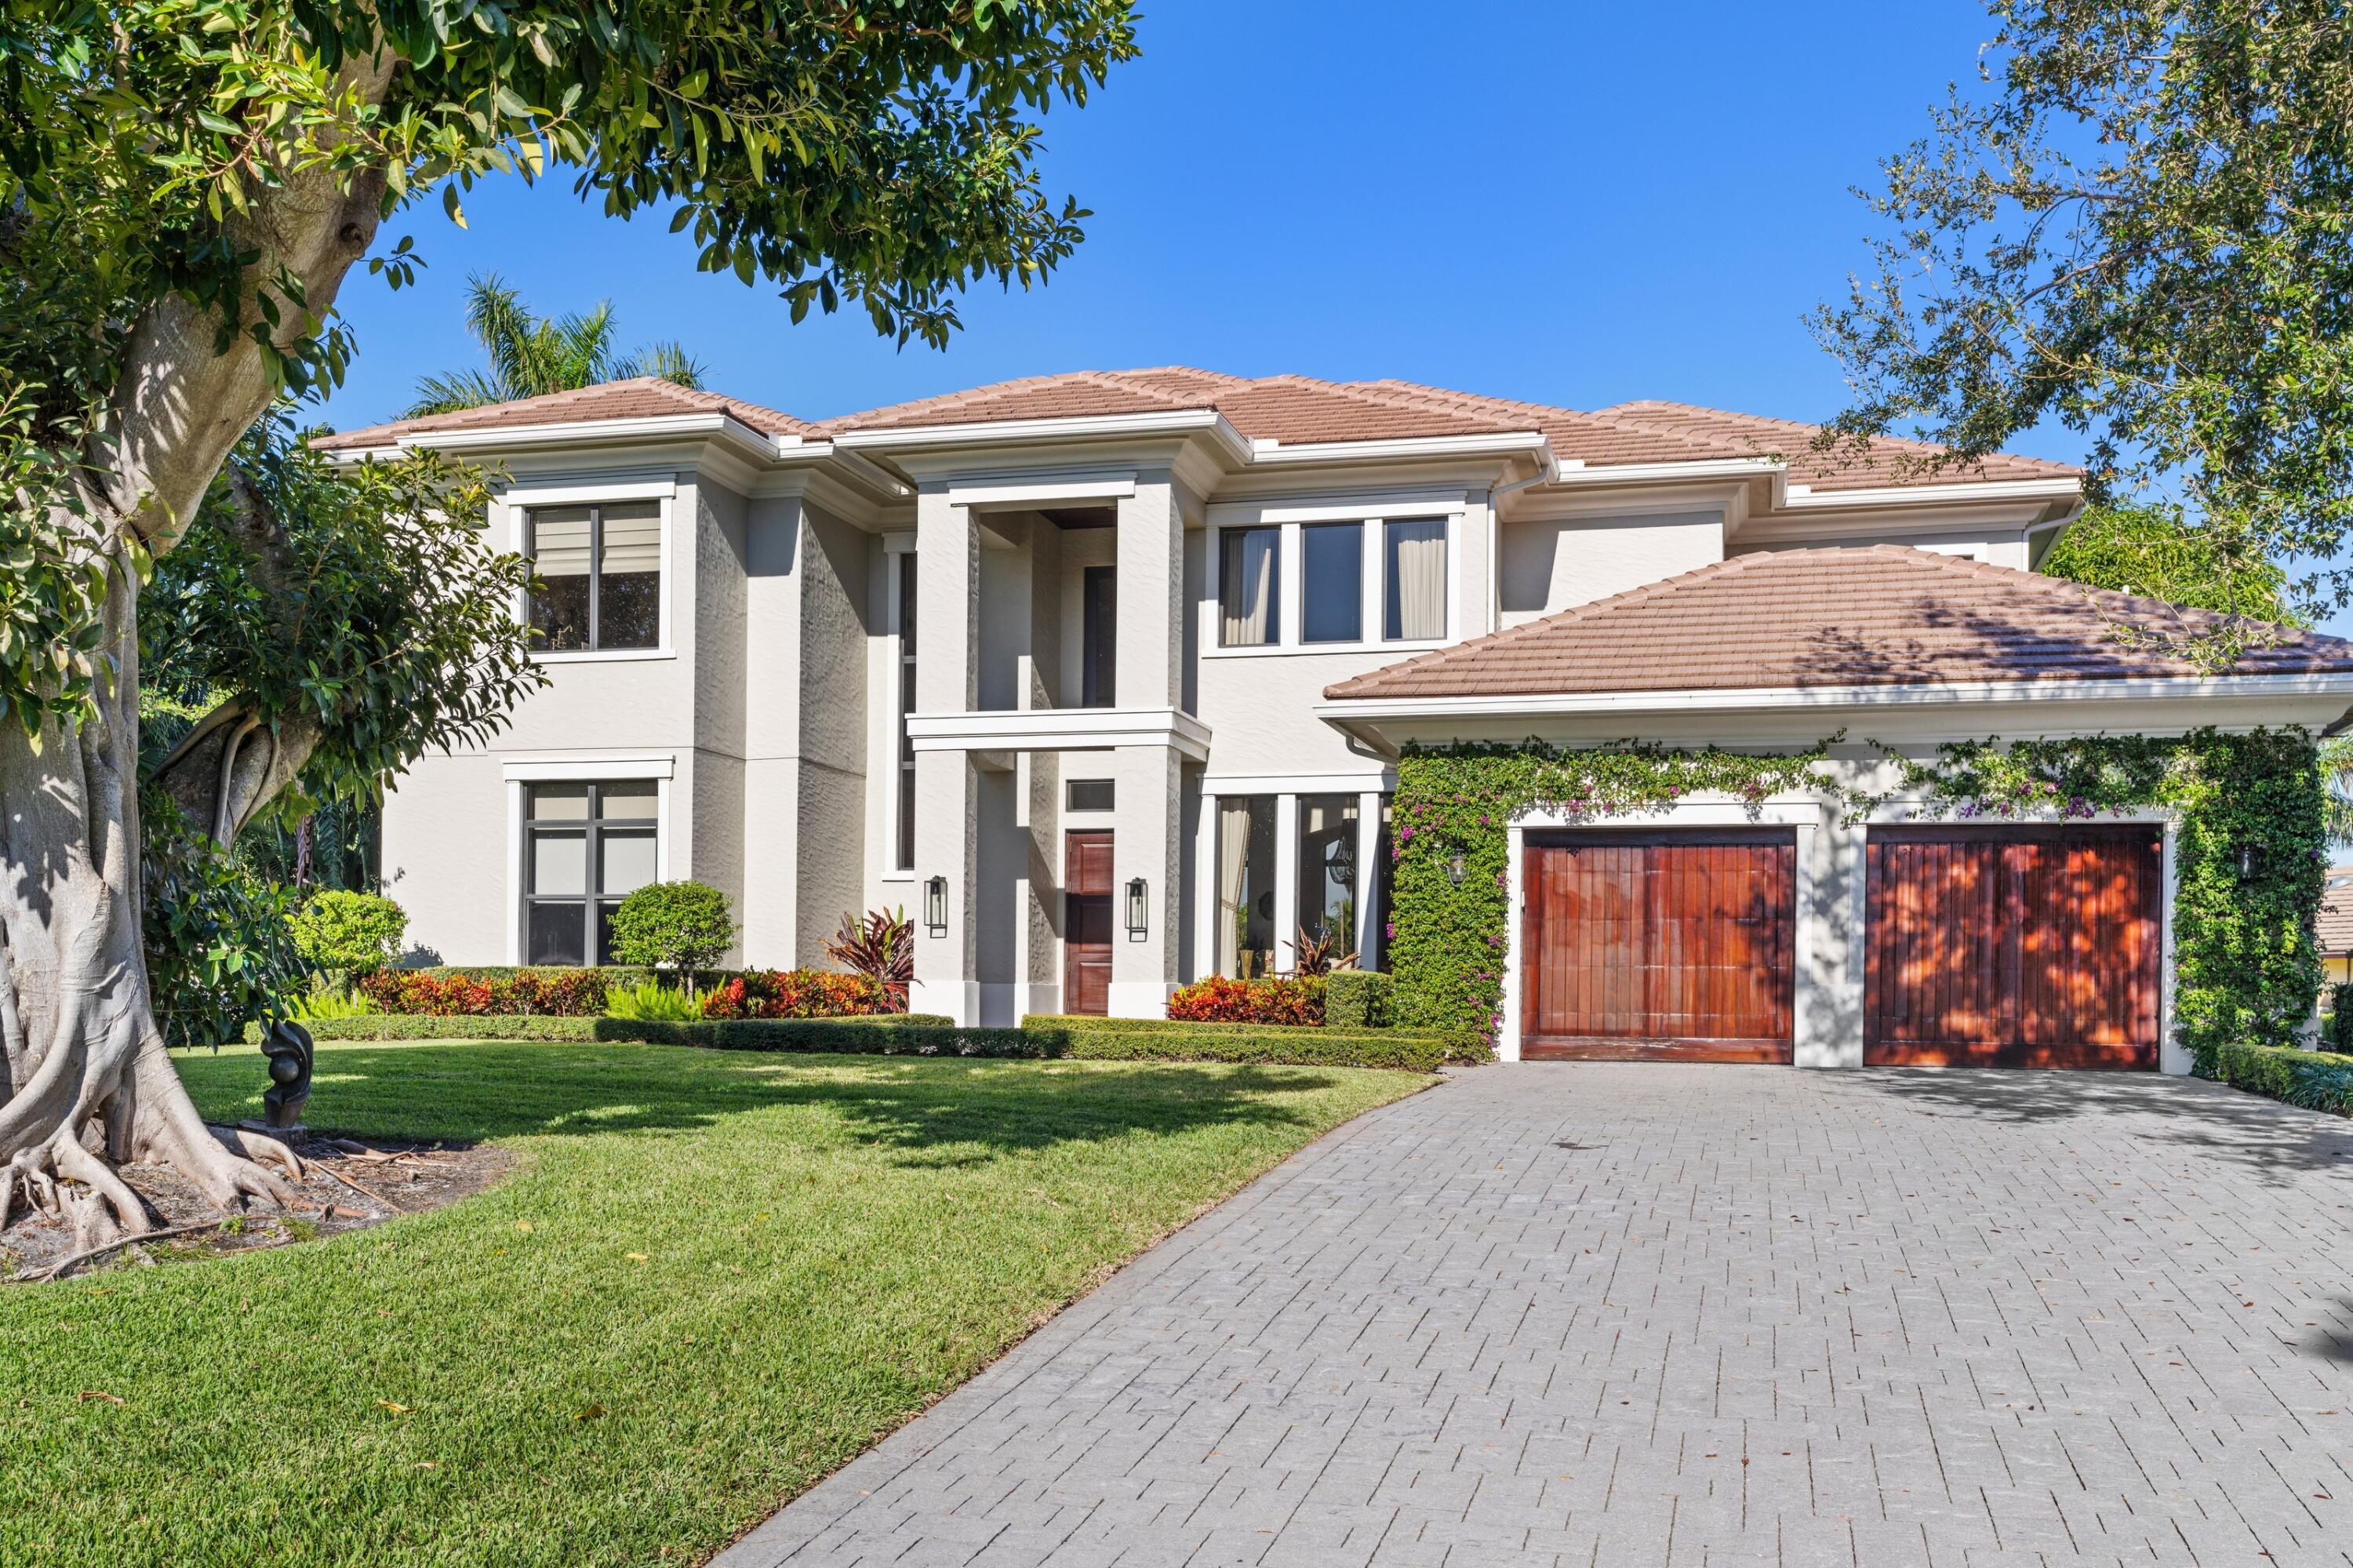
1204, 638, 1450, 659
531, 648, 678, 665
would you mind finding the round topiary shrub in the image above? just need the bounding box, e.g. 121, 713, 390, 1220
608, 880, 736, 974
287, 890, 408, 978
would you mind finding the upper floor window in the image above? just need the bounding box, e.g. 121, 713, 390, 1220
1211, 512, 1452, 653
1383, 518, 1447, 641
1300, 523, 1363, 644
1082, 565, 1118, 706
528, 500, 661, 652
1218, 526, 1280, 647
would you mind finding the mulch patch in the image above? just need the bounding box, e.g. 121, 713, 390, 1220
2, 1133, 513, 1283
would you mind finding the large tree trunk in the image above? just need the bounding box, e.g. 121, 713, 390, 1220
0, 53, 394, 1250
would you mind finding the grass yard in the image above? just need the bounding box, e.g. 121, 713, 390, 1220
1, 1040, 1427, 1566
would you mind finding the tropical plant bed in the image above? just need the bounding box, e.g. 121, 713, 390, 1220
0, 1130, 510, 1283
4, 1039, 1425, 1566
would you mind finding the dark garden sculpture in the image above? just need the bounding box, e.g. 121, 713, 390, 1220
260, 1020, 315, 1130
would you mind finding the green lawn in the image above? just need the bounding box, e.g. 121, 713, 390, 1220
2, 1040, 1426, 1566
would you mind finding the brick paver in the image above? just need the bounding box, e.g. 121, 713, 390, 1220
715, 1065, 2353, 1568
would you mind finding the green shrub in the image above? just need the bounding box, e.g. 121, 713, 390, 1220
1324, 970, 1395, 1029
603, 980, 703, 1021
290, 988, 380, 1020
608, 881, 736, 973
2195, 1039, 2353, 1115
2329, 985, 2353, 1053
287, 890, 408, 977
272, 1014, 1445, 1070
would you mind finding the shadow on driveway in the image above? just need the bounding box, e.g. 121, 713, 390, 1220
1849, 1065, 2353, 1184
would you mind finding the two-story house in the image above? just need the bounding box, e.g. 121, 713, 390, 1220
320, 368, 2353, 1071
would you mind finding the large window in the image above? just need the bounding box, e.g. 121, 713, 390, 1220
1297, 795, 1361, 955
523, 780, 657, 965
895, 551, 918, 871
1216, 795, 1278, 977
1383, 518, 1447, 642
526, 501, 661, 651
1300, 523, 1363, 644
1218, 526, 1280, 647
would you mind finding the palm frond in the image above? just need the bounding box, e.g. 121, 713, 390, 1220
402, 369, 514, 418
614, 340, 707, 389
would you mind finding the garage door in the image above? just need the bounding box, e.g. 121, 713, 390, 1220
1864, 826, 2161, 1068
1519, 831, 1795, 1061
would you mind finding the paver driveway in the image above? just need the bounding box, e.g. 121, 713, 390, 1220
717, 1064, 2353, 1568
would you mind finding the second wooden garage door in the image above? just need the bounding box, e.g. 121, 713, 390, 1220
1520, 831, 1795, 1061
1864, 827, 2162, 1069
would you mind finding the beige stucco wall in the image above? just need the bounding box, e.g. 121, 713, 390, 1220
1498, 509, 1725, 624
379, 750, 508, 966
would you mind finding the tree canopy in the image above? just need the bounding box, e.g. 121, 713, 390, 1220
406, 271, 706, 416
2040, 503, 2300, 622
1812, 1, 2353, 627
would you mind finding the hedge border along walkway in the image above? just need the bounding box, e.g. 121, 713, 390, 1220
2195, 1040, 2353, 1115
264, 1015, 1453, 1071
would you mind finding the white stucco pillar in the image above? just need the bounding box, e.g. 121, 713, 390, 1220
1115, 476, 1184, 709
1273, 793, 1300, 969
909, 487, 981, 1024
1110, 744, 1184, 1017
1355, 790, 1384, 967
1195, 788, 1220, 984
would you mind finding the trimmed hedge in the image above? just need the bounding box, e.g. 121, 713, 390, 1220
1324, 970, 1395, 1029
2195, 1039, 2353, 1116
2329, 984, 2353, 1053
255, 1013, 1446, 1070
1024, 1013, 1440, 1048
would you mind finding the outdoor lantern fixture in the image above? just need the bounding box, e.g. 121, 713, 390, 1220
2238, 842, 2258, 880
1126, 876, 1149, 938
923, 875, 947, 933
1446, 852, 1467, 887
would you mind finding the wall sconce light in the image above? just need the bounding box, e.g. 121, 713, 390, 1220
2238, 842, 2257, 880
1446, 853, 1467, 887
1126, 876, 1148, 938
924, 875, 947, 933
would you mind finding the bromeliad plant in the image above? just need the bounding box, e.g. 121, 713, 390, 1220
824, 908, 915, 1013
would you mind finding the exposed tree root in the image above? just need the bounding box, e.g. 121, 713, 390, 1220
206, 1122, 305, 1181
17, 1218, 230, 1284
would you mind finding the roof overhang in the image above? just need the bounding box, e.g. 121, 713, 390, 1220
1317, 671, 2353, 755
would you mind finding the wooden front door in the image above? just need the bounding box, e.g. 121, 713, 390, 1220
1064, 830, 1114, 1016
1864, 826, 2161, 1068
1519, 831, 1796, 1061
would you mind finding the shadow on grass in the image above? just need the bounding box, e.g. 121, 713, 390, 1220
180, 1043, 1346, 1161
1849, 1068, 2353, 1184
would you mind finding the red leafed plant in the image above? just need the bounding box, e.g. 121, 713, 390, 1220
697, 969, 890, 1020
821, 907, 913, 1012
357, 967, 609, 1017
1165, 973, 1325, 1026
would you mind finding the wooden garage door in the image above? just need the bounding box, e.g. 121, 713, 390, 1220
1520, 831, 1795, 1061
1864, 827, 2161, 1069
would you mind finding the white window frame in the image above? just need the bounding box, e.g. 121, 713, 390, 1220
500, 753, 675, 965
494, 478, 678, 664
1194, 774, 1393, 977
884, 536, 918, 879
1202, 495, 1464, 658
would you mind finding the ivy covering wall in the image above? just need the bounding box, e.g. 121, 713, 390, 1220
1387, 729, 2323, 1064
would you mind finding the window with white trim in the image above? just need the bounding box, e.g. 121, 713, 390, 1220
526, 500, 661, 651
1209, 512, 1452, 651
522, 780, 658, 964
1218, 526, 1281, 647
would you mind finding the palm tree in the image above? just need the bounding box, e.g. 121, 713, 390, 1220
2324, 738, 2353, 849
404, 272, 707, 417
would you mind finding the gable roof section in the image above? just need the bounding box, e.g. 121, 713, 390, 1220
1322, 546, 2353, 701
1593, 401, 2080, 492
311, 377, 821, 452
2318, 895, 2353, 959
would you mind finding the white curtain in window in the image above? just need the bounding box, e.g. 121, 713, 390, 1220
1217, 799, 1251, 975
1384, 518, 1446, 641
1220, 528, 1278, 646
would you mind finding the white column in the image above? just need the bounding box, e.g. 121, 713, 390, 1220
909, 487, 981, 1024
1355, 791, 1383, 966
1273, 792, 1300, 970
1195, 789, 1220, 982
1110, 744, 1183, 1017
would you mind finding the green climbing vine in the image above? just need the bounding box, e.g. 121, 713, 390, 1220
1387, 728, 2323, 1066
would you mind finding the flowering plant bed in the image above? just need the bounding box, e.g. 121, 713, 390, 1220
698, 968, 891, 1020
1165, 974, 1324, 1026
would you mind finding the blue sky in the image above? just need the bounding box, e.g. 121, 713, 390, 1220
322, 1, 2068, 457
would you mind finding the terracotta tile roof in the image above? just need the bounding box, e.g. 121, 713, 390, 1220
1594, 400, 2082, 492
1323, 546, 2353, 701
311, 377, 820, 452
2318, 896, 2353, 958
310, 366, 2081, 494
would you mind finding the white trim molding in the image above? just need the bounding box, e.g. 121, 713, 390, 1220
1198, 770, 1394, 795
945, 471, 1138, 508
501, 752, 679, 782
907, 706, 1213, 762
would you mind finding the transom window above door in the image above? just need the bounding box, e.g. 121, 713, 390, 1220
1213, 511, 1451, 652
526, 500, 662, 652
